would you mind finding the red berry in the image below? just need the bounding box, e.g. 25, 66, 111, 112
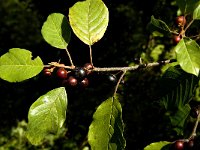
173, 140, 184, 150
84, 63, 93, 74
43, 68, 52, 76
80, 78, 89, 87
176, 16, 186, 26
57, 68, 68, 79
173, 35, 182, 44
67, 76, 78, 86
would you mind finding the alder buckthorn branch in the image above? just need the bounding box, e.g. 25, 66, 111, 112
171, 106, 200, 149
44, 59, 172, 72
43, 59, 172, 90
92, 59, 172, 72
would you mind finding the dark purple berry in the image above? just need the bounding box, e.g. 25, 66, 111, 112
80, 78, 89, 87
185, 140, 194, 149
67, 76, 78, 87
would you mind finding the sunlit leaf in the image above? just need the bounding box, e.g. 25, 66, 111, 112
144, 141, 171, 150
69, 0, 109, 45
0, 48, 43, 82
88, 97, 126, 150
193, 4, 200, 19
175, 38, 200, 76
41, 13, 71, 49
26, 87, 68, 145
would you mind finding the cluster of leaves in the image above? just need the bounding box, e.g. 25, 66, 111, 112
144, 0, 200, 149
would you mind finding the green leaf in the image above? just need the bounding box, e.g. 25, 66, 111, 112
144, 141, 171, 150
176, 0, 200, 14
169, 104, 191, 135
147, 16, 171, 34
160, 66, 199, 135
88, 97, 126, 150
160, 65, 199, 110
41, 13, 71, 49
150, 44, 164, 61
26, 87, 67, 145
175, 38, 200, 76
69, 0, 109, 45
0, 48, 43, 82
193, 4, 200, 19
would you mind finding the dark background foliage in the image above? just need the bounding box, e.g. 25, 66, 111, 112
1, 0, 199, 149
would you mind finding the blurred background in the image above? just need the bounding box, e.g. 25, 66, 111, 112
0, 0, 200, 149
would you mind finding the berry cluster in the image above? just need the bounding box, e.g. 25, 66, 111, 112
173, 15, 186, 44
43, 63, 93, 88
43, 63, 119, 89
172, 139, 194, 150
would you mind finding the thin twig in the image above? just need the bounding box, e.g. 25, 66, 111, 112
93, 60, 171, 72
188, 108, 200, 140
113, 71, 126, 96
183, 19, 194, 36
44, 59, 172, 72
89, 45, 93, 67
65, 47, 75, 67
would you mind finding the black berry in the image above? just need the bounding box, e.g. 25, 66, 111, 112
74, 67, 86, 79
